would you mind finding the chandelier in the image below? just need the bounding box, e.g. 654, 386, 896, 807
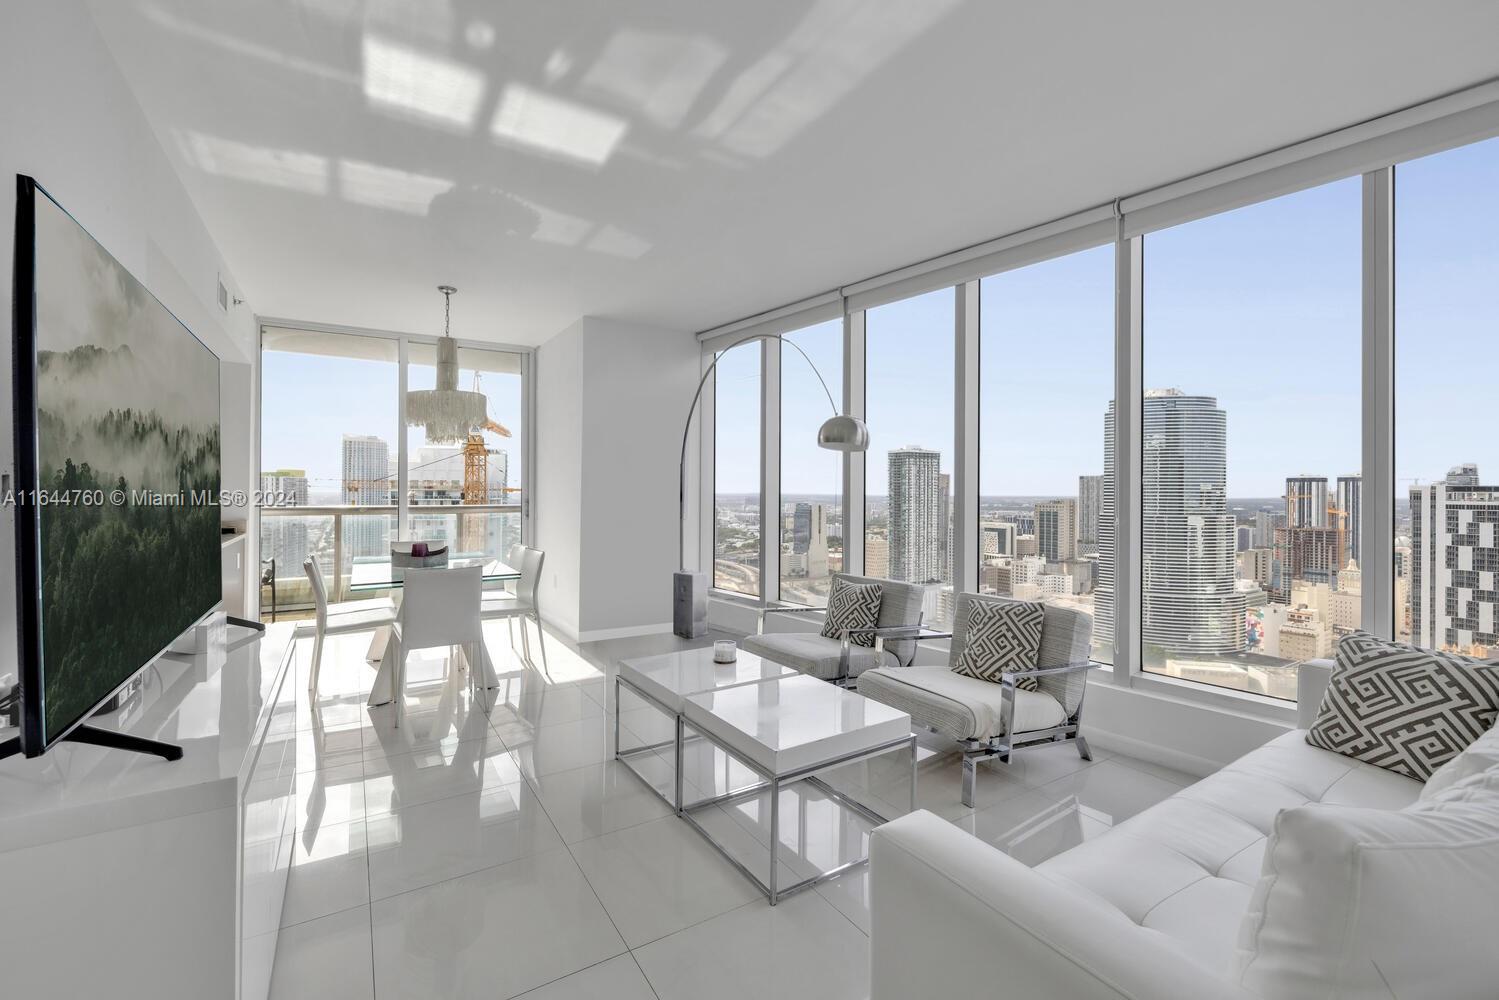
406, 285, 488, 443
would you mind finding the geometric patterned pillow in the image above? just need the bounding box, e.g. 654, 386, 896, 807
820, 577, 883, 648
1306, 630, 1499, 781
951, 599, 1044, 691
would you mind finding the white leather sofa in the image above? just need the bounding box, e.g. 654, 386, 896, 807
868, 659, 1429, 999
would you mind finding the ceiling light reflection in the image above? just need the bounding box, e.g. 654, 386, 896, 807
580, 29, 727, 130
585, 224, 652, 259
338, 159, 453, 215
180, 131, 329, 194
695, 0, 962, 158
490, 83, 626, 166
362, 33, 485, 131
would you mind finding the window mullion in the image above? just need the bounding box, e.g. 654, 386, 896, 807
1112, 234, 1143, 685
1362, 167, 1395, 639
762, 338, 781, 605
844, 309, 866, 577
397, 336, 409, 541
953, 282, 979, 597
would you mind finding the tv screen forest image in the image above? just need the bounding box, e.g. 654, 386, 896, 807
30, 190, 221, 744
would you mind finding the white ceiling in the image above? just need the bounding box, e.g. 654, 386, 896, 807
89, 0, 1499, 346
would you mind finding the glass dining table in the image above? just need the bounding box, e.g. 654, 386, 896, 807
347, 554, 520, 593
354, 553, 521, 706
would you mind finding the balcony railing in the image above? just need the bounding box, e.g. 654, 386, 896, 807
259, 503, 522, 613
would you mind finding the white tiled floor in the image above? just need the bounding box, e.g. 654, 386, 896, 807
269, 624, 1197, 1000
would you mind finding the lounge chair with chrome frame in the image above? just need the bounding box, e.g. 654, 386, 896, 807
742, 573, 929, 686
859, 593, 1097, 808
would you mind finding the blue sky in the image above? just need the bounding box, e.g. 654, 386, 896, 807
717, 136, 1499, 499
261, 347, 524, 497
263, 138, 1498, 502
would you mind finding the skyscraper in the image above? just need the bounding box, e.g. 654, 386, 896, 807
1253, 509, 1284, 549
792, 502, 815, 554
1036, 498, 1078, 562
1078, 474, 1103, 550
1336, 473, 1361, 566
1099, 391, 1243, 658
980, 521, 1016, 558
342, 434, 390, 504
1285, 475, 1329, 528
343, 434, 391, 559
888, 447, 942, 584
260, 468, 310, 574
938, 472, 952, 581
1410, 480, 1499, 653
1447, 463, 1480, 487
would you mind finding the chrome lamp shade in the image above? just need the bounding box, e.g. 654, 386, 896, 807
817, 414, 869, 452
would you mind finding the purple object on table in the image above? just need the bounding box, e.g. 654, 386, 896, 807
411, 542, 428, 557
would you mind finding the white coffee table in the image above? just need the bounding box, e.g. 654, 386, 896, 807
680, 673, 915, 904
614, 647, 798, 810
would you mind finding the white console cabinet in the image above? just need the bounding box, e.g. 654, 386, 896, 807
0, 618, 297, 1000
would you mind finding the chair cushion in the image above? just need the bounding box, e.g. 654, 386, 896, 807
951, 599, 1043, 691
741, 631, 897, 681
820, 577, 883, 648
1307, 630, 1499, 780
1235, 767, 1499, 999
480, 593, 531, 618
857, 665, 1065, 741
1035, 730, 1422, 976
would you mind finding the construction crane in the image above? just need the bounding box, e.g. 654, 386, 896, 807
462, 373, 512, 505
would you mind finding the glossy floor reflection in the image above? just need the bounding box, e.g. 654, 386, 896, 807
269, 623, 1196, 1000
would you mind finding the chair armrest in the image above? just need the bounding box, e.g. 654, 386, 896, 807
758, 606, 825, 634
844, 624, 953, 657
1296, 658, 1334, 729
1005, 660, 1100, 684
870, 811, 1257, 1000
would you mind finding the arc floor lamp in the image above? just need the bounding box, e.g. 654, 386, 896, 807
675, 332, 869, 638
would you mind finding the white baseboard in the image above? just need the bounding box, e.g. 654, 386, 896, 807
1085, 726, 1224, 779
576, 621, 674, 643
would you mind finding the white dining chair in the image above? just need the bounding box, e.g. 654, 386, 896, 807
482, 545, 547, 665
304, 558, 397, 695
392, 566, 484, 728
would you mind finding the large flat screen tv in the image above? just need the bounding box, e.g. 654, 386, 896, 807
10, 175, 221, 757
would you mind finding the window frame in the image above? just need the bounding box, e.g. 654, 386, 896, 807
692, 90, 1499, 719
255, 318, 536, 605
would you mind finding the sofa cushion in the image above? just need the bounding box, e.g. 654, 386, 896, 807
1235, 767, 1499, 999
857, 665, 1065, 741
820, 577, 883, 648
740, 631, 898, 681
1035, 730, 1422, 976
1307, 630, 1499, 780
951, 598, 1044, 690
1421, 720, 1499, 802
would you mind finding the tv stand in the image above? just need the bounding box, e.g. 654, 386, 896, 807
226, 615, 265, 632
0, 725, 182, 762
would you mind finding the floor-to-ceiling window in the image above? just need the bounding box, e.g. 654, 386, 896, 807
259, 328, 399, 610
714, 342, 762, 597
865, 288, 955, 626
405, 343, 525, 563
260, 327, 529, 613
697, 122, 1499, 706
780, 319, 843, 605
1395, 136, 1499, 654
979, 245, 1115, 662
1140, 178, 1362, 698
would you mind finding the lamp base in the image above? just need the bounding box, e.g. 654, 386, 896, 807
673, 571, 709, 639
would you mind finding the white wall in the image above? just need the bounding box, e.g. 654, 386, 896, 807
534, 320, 584, 640
535, 317, 698, 641
0, 0, 257, 682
